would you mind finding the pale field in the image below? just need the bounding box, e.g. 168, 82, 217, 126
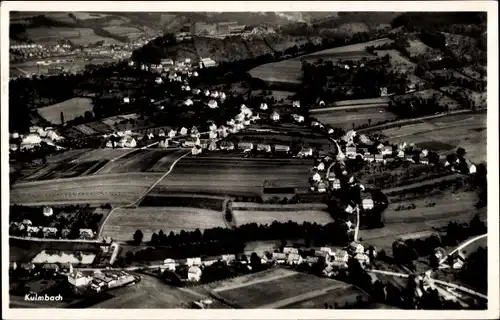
10, 173, 162, 206
101, 207, 225, 241
232, 210, 334, 227
304, 38, 394, 55
96, 149, 188, 174
25, 27, 123, 45
37, 97, 94, 125
314, 108, 397, 130
381, 113, 487, 163
407, 39, 441, 56
335, 22, 370, 35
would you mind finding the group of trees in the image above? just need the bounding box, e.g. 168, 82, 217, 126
128, 220, 351, 262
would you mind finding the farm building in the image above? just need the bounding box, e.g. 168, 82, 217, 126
43, 207, 53, 217
283, 247, 299, 255
257, 144, 272, 153
292, 114, 305, 123
270, 111, 280, 122
79, 229, 95, 239
208, 141, 217, 151
161, 58, 174, 66
274, 144, 290, 153
381, 146, 393, 156
68, 269, 94, 287
374, 154, 384, 163
207, 100, 218, 109
272, 253, 287, 264
21, 133, 42, 150
192, 146, 202, 155
298, 147, 313, 158
317, 181, 327, 193
362, 198, 374, 210
238, 142, 254, 151
331, 178, 341, 190
200, 58, 216, 68
202, 256, 219, 266
188, 266, 202, 282
43, 227, 58, 238
161, 258, 177, 272
209, 131, 218, 140
287, 253, 303, 265
312, 172, 321, 182
346, 146, 357, 159
349, 242, 365, 255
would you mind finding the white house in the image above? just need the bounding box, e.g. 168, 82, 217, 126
192, 88, 201, 95
292, 114, 304, 123
187, 266, 202, 282
209, 131, 218, 140
168, 129, 177, 138
187, 257, 202, 267
192, 71, 199, 77
272, 253, 287, 264
331, 178, 342, 190
381, 146, 393, 156
332, 250, 349, 263
259, 103, 268, 111
468, 163, 477, 174
316, 162, 325, 172
183, 98, 194, 107
362, 198, 374, 210
220, 141, 235, 151
311, 121, 320, 128
208, 141, 217, 151
345, 205, 355, 214
162, 258, 177, 272
319, 100, 325, 107
207, 100, 218, 109
192, 146, 202, 155
312, 172, 321, 182
274, 144, 290, 153
299, 147, 313, 158
219, 92, 226, 101
159, 139, 170, 148
210, 91, 219, 98
397, 150, 405, 158
180, 127, 188, 136
346, 145, 357, 159
155, 77, 163, 84
349, 242, 365, 255
287, 253, 303, 265
283, 247, 299, 255
257, 144, 272, 153
354, 253, 370, 266
292, 101, 300, 108
68, 265, 93, 287
204, 89, 210, 97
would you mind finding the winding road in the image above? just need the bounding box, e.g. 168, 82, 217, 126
97, 150, 192, 237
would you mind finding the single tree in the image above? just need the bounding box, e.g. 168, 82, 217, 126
133, 229, 143, 245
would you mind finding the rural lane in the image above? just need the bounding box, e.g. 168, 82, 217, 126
438, 233, 488, 265
97, 150, 192, 237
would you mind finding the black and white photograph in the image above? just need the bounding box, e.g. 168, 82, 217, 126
1, 1, 498, 319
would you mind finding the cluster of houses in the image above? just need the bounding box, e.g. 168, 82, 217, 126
9, 218, 96, 240
157, 241, 374, 284
9, 126, 65, 152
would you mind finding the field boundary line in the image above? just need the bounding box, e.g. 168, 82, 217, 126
213, 269, 297, 293
310, 103, 389, 113
97, 150, 191, 238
